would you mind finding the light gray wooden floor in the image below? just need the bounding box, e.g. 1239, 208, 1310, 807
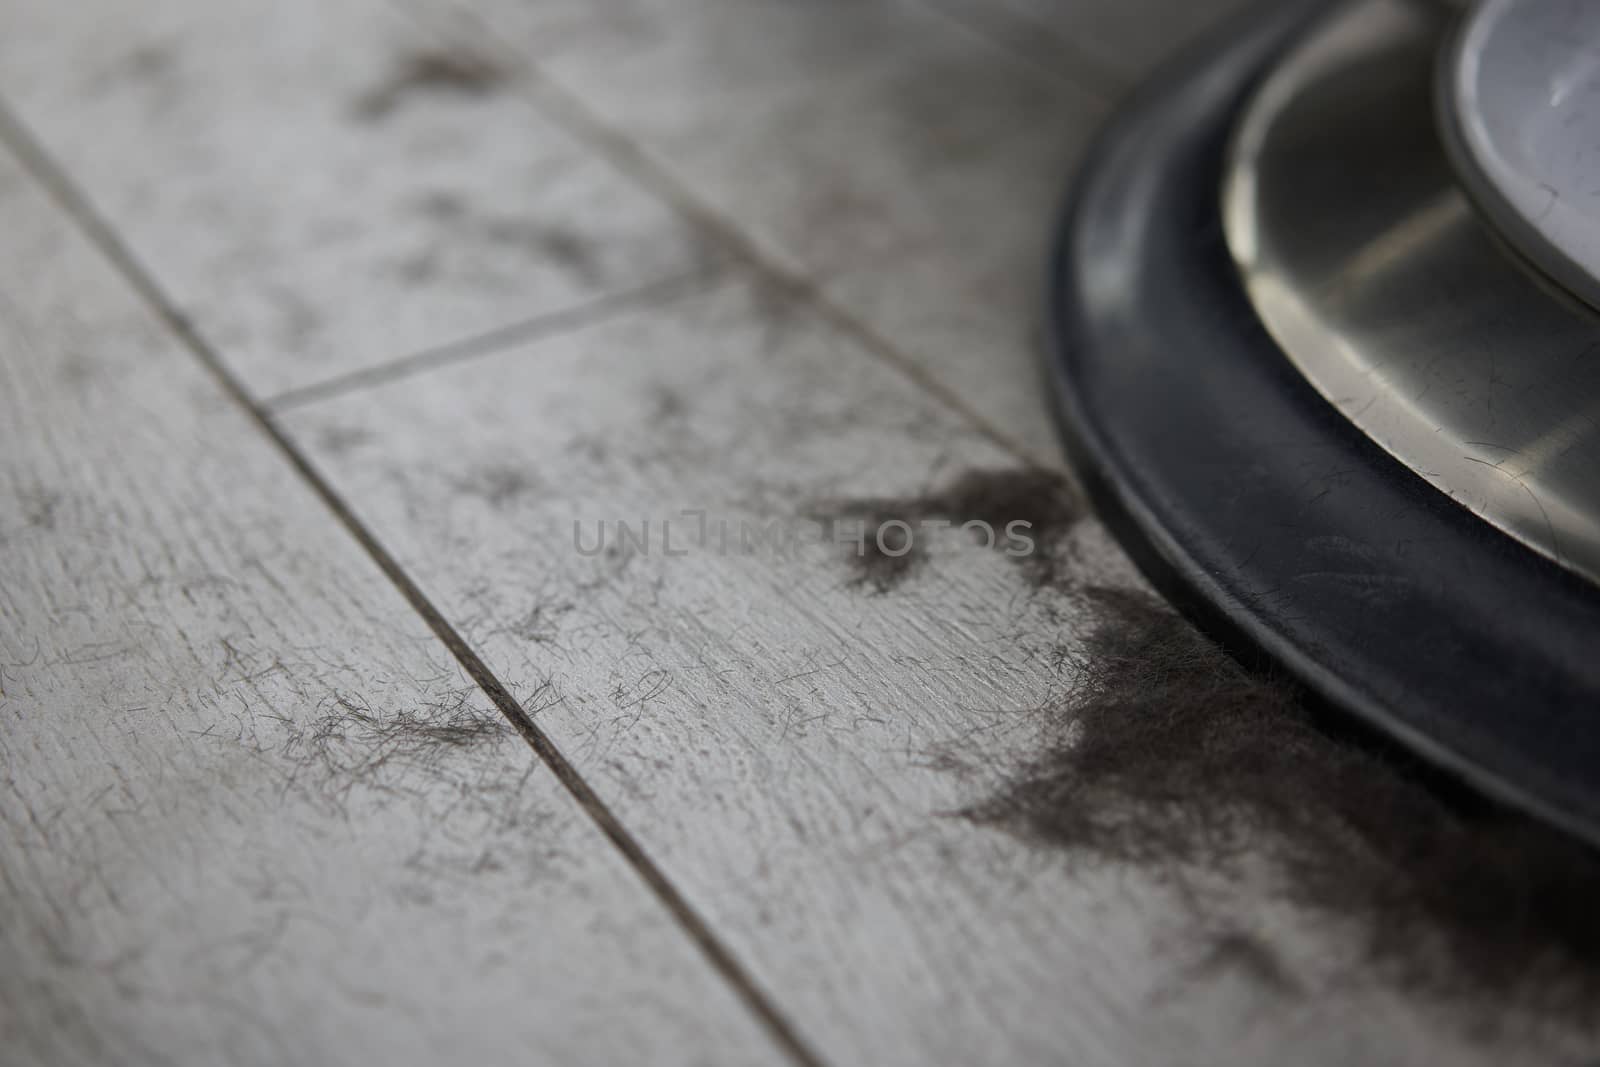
0, 1, 1589, 1065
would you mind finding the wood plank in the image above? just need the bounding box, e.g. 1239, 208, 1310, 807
274, 273, 1172, 1066
411, 0, 1107, 464
0, 142, 783, 1066
0, 0, 714, 401
272, 273, 1538, 1067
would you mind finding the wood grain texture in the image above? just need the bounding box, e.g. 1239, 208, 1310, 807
408, 0, 1249, 464
277, 273, 1178, 1065
2, 0, 1589, 1064
0, 0, 716, 401
275, 273, 1537, 1067
409, 0, 1107, 464
0, 147, 783, 1066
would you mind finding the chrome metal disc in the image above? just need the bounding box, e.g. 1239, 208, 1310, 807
1224, 0, 1600, 588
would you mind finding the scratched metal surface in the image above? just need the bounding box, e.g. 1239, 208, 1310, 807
0, 0, 1586, 1064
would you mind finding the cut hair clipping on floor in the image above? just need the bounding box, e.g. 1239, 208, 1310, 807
957, 585, 1600, 1030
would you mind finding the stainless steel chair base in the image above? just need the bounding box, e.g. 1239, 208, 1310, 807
1045, 0, 1600, 847
1226, 0, 1600, 591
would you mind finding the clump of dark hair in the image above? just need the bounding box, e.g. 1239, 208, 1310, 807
351, 49, 509, 122
964, 586, 1600, 1023
813, 466, 1082, 593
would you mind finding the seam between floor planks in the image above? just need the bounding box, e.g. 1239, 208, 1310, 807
909, 0, 1130, 99
262, 269, 719, 412
391, 0, 1069, 473
0, 95, 828, 1067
